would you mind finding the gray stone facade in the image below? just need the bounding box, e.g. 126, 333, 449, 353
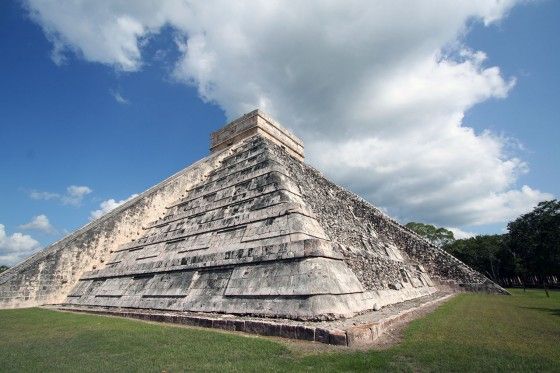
0, 110, 505, 321
0, 154, 220, 308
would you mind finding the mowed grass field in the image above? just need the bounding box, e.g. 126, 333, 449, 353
0, 289, 558, 372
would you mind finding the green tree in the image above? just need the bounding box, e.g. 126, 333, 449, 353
405, 222, 455, 247
0, 265, 9, 274
505, 200, 560, 290
444, 235, 507, 281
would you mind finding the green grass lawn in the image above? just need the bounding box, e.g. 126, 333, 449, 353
0, 289, 559, 372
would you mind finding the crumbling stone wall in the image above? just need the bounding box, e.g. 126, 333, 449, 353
344, 252, 424, 291
275, 145, 506, 294
0, 153, 225, 308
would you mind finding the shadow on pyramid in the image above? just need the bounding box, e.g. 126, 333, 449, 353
0, 110, 506, 333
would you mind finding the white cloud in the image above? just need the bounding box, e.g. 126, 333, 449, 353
90, 194, 139, 220
62, 185, 92, 206
447, 227, 476, 240
24, 0, 553, 227
29, 190, 59, 201
110, 89, 129, 104
19, 214, 55, 234
30, 185, 92, 206
0, 224, 41, 266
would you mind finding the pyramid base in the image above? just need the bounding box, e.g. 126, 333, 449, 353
52, 289, 454, 346
62, 285, 437, 321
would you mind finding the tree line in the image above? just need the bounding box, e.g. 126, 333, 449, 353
406, 200, 560, 291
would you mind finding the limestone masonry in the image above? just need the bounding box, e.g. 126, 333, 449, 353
0, 110, 505, 323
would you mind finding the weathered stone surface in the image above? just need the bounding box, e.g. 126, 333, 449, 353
211, 109, 304, 161
52, 291, 456, 347
328, 330, 348, 346
247, 321, 282, 337
0, 154, 220, 308
346, 325, 373, 347
212, 319, 230, 330
275, 144, 506, 294
295, 325, 315, 341
0, 109, 505, 324
227, 319, 246, 331
279, 324, 298, 339
314, 328, 331, 344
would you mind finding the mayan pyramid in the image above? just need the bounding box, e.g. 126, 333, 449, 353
0, 110, 504, 321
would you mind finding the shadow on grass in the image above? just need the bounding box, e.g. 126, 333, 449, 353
520, 306, 560, 317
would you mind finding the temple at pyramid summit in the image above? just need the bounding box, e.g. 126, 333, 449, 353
0, 110, 506, 342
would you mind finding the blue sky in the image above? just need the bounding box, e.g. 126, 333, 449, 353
0, 1, 558, 265
465, 2, 559, 196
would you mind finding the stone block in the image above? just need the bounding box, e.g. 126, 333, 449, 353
328, 330, 348, 346
196, 318, 214, 328
212, 319, 230, 330
244, 321, 281, 336
314, 328, 330, 344
181, 316, 200, 326
295, 325, 315, 341
226, 319, 245, 332
279, 324, 298, 339
152, 314, 165, 322
346, 325, 373, 347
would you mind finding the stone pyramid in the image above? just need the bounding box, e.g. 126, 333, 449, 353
0, 110, 504, 321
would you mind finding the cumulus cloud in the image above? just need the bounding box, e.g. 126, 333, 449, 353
24, 0, 553, 227
0, 224, 41, 266
29, 185, 92, 206
19, 214, 55, 234
90, 194, 139, 220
